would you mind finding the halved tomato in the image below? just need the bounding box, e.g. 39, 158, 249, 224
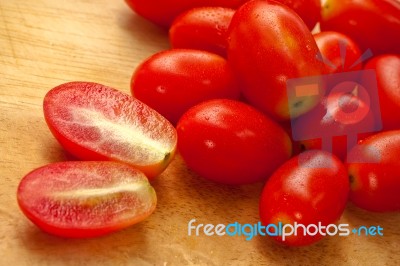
17, 161, 157, 238
43, 82, 177, 178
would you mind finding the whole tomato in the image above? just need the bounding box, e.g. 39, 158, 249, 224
227, 0, 326, 121
176, 99, 292, 185
347, 130, 400, 212
124, 0, 248, 28
131, 49, 240, 125
260, 150, 349, 246
320, 0, 400, 55
314, 31, 362, 74
363, 54, 400, 131
169, 7, 235, 57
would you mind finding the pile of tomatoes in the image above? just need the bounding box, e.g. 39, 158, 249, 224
17, 0, 399, 247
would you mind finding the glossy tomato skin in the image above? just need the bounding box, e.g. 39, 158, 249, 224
314, 31, 362, 74
260, 150, 349, 246
347, 130, 400, 212
43, 82, 177, 178
227, 0, 326, 121
169, 7, 235, 57
124, 0, 248, 28
131, 49, 240, 125
320, 0, 400, 55
363, 55, 400, 131
278, 0, 321, 31
176, 99, 292, 185
17, 161, 157, 238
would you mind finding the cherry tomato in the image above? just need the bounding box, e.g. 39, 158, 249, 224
320, 0, 400, 55
363, 54, 400, 131
124, 0, 248, 28
176, 99, 292, 185
227, 0, 326, 121
43, 82, 177, 178
278, 0, 321, 31
259, 150, 349, 246
347, 130, 400, 212
314, 31, 362, 74
293, 86, 376, 161
130, 49, 240, 125
169, 7, 235, 57
17, 161, 157, 238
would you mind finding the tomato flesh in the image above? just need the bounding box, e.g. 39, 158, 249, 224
43, 82, 177, 178
17, 161, 157, 238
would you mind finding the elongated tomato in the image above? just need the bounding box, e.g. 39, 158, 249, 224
43, 82, 177, 178
17, 161, 157, 238
347, 130, 400, 212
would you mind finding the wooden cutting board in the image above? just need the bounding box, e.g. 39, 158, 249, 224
0, 0, 398, 265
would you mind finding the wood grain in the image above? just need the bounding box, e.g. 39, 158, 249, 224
0, 0, 399, 265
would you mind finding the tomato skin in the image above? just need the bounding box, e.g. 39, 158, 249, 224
17, 161, 157, 238
347, 130, 400, 212
314, 31, 362, 74
131, 49, 240, 125
320, 0, 400, 55
43, 82, 177, 178
227, 0, 326, 121
176, 99, 292, 185
363, 55, 400, 131
169, 7, 235, 57
124, 0, 248, 28
259, 150, 349, 246
278, 0, 321, 31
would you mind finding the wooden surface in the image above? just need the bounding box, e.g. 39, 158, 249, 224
0, 0, 399, 265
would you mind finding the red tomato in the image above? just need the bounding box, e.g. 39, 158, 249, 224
277, 0, 321, 31
347, 130, 400, 212
320, 0, 400, 55
169, 7, 235, 57
124, 0, 248, 28
227, 0, 326, 121
260, 150, 349, 246
293, 87, 376, 161
17, 161, 157, 238
43, 82, 177, 178
176, 99, 292, 185
363, 54, 400, 131
314, 31, 362, 74
131, 49, 240, 125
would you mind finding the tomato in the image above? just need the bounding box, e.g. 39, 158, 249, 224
320, 0, 400, 55
347, 130, 400, 212
292, 85, 376, 161
227, 0, 326, 121
130, 49, 240, 125
314, 31, 362, 74
17, 161, 157, 238
259, 150, 349, 246
363, 54, 400, 131
43, 82, 177, 178
124, 0, 248, 28
277, 0, 321, 31
176, 99, 292, 185
169, 7, 235, 57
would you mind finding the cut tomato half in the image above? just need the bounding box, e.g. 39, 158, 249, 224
17, 161, 157, 238
43, 82, 177, 178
